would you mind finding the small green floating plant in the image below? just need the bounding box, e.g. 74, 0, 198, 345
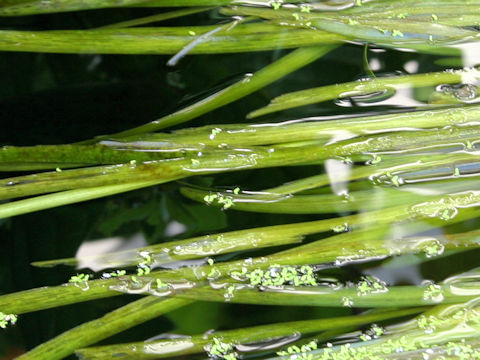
2, 0, 480, 359
0, 313, 17, 329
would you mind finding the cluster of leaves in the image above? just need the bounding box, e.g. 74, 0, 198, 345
231, 265, 317, 287
207, 337, 237, 360
277, 340, 318, 360
0, 313, 17, 329
1, 0, 480, 360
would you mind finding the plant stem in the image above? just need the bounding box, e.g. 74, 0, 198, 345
180, 186, 427, 214
248, 68, 480, 118
32, 226, 303, 268
4, 187, 480, 314
0, 28, 343, 54
176, 282, 480, 308
0, 180, 167, 219
75, 307, 423, 359
143, 105, 480, 146
16, 297, 191, 360
1, 123, 477, 210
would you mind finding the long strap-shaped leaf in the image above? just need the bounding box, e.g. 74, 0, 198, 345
17, 297, 191, 360
248, 68, 480, 118
176, 281, 480, 308
75, 307, 423, 360
0, 28, 342, 55
1, 123, 479, 209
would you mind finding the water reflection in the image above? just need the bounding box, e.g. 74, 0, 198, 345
75, 233, 147, 271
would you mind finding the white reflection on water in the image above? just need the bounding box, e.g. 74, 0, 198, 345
143, 339, 195, 355
403, 60, 419, 74
455, 42, 480, 68
75, 233, 147, 271
325, 159, 352, 196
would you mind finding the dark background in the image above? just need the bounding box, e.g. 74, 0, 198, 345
0, 7, 470, 359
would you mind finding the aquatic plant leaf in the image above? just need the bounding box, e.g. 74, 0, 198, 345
248, 68, 480, 118
75, 308, 422, 360
16, 297, 191, 360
